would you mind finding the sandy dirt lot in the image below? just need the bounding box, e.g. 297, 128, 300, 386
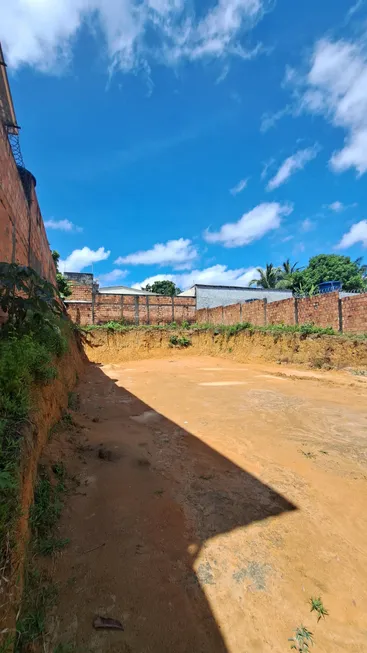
45, 357, 367, 652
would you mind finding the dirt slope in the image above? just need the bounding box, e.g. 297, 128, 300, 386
83, 328, 367, 369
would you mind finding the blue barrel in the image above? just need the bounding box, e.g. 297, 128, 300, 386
318, 281, 342, 293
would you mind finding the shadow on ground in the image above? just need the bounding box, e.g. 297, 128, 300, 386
48, 363, 297, 653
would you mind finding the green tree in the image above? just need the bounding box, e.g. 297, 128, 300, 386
296, 254, 366, 293
52, 250, 72, 298
143, 280, 181, 296
249, 263, 280, 289
275, 259, 300, 290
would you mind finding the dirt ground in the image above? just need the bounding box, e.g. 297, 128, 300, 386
44, 356, 367, 652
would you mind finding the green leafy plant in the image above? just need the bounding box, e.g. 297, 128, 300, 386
169, 335, 191, 347
52, 250, 72, 299
289, 626, 314, 651
310, 597, 329, 622
0, 263, 62, 330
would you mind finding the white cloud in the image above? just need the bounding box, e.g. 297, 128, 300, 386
115, 238, 198, 269
215, 64, 230, 84
60, 246, 110, 272
260, 157, 275, 180
346, 0, 363, 19
204, 202, 292, 247
325, 200, 358, 212
294, 38, 367, 176
229, 177, 249, 195
97, 269, 129, 284
260, 105, 292, 132
1, 0, 270, 74
266, 145, 320, 191
133, 264, 260, 291
44, 218, 82, 232
300, 218, 314, 232
336, 220, 367, 249
328, 201, 345, 212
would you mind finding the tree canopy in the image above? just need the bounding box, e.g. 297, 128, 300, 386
292, 254, 366, 293
249, 254, 366, 294
143, 280, 181, 296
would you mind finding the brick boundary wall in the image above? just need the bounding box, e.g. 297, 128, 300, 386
196, 291, 367, 335
65, 275, 367, 333
0, 122, 56, 285
65, 279, 196, 326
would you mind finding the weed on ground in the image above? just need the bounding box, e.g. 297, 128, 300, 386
81, 320, 367, 340
15, 566, 57, 652
30, 463, 69, 556
310, 597, 329, 622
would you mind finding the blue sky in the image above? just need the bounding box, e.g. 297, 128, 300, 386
2, 0, 367, 289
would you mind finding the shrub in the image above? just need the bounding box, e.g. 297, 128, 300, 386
169, 335, 191, 347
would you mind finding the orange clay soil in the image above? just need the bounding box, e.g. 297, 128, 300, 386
42, 356, 367, 653
83, 328, 367, 370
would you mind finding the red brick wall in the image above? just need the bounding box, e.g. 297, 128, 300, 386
223, 303, 241, 325
196, 308, 210, 324
69, 284, 93, 301
0, 122, 56, 284
267, 298, 296, 325
195, 293, 367, 335
296, 292, 340, 330
66, 292, 196, 326
66, 303, 93, 326
241, 300, 266, 326
341, 294, 367, 334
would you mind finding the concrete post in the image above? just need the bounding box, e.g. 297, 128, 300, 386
338, 297, 343, 333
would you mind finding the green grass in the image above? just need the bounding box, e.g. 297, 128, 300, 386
30, 463, 69, 556
67, 391, 79, 411
53, 644, 76, 653
0, 317, 70, 574
80, 319, 367, 339
14, 461, 70, 650
15, 566, 57, 652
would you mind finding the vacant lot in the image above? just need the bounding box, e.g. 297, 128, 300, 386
45, 356, 367, 652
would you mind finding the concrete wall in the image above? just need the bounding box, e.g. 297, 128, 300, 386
195, 285, 292, 309
0, 121, 56, 284
196, 291, 367, 335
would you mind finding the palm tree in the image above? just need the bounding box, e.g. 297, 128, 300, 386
275, 259, 300, 290
281, 258, 299, 276
250, 263, 281, 289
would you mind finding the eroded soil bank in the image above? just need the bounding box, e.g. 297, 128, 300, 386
83, 328, 367, 370
1, 333, 85, 644
41, 355, 367, 652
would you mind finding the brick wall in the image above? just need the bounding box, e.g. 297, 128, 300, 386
196, 292, 367, 335
241, 299, 266, 326
267, 298, 296, 326
296, 292, 340, 331
65, 286, 196, 326
0, 122, 56, 284
341, 294, 367, 334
